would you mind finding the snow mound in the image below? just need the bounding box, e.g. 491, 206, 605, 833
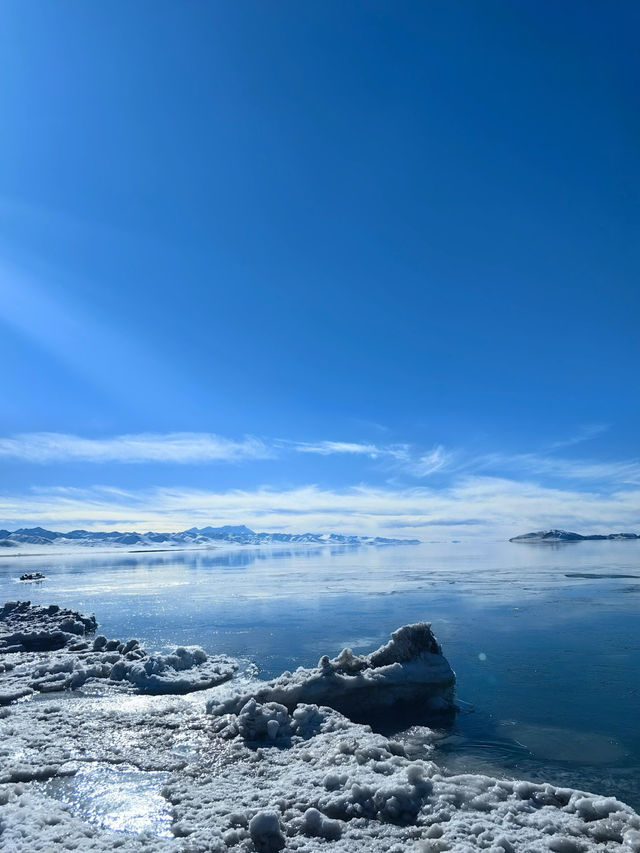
110, 644, 236, 695
248, 810, 286, 852
0, 601, 236, 703
213, 699, 356, 746
0, 600, 97, 653
209, 622, 455, 720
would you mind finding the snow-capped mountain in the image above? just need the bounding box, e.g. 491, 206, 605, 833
0, 525, 420, 549
510, 528, 639, 542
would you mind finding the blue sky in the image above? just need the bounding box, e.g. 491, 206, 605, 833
1, 1, 639, 537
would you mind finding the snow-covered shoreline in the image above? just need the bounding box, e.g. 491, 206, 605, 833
1, 601, 639, 851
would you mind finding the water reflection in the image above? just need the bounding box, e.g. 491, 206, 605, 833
3, 544, 360, 575
45, 763, 173, 836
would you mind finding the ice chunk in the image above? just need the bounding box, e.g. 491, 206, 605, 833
249, 810, 286, 852
117, 646, 235, 694
209, 622, 455, 720
300, 806, 342, 840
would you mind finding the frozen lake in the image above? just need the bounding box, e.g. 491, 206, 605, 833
2, 539, 639, 808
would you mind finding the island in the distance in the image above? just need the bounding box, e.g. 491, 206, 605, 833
0, 524, 420, 550
510, 528, 639, 542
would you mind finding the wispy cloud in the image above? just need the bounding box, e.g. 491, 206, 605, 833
548, 423, 610, 450
471, 451, 640, 486
283, 439, 409, 460
2, 429, 638, 502
0, 431, 454, 474
0, 432, 272, 464
403, 444, 454, 477
282, 439, 454, 478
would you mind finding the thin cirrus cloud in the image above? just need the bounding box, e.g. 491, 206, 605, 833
0, 432, 410, 466
0, 432, 454, 476
280, 439, 454, 477
1, 432, 638, 488
0, 432, 272, 464
281, 439, 410, 460
470, 451, 640, 487
405, 445, 453, 477
548, 423, 610, 450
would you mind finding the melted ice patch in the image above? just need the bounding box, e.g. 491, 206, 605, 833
44, 762, 173, 837
497, 720, 628, 764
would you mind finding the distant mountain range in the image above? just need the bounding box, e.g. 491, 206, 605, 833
0, 525, 420, 549
510, 528, 639, 542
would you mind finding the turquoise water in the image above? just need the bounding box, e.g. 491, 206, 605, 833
2, 540, 639, 807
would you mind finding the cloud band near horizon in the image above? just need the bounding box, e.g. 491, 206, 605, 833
1, 478, 639, 539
